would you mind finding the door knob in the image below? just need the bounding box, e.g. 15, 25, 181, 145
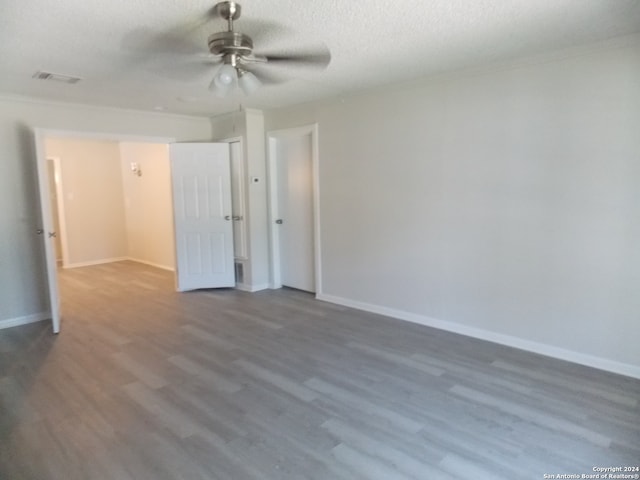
275, 219, 283, 224
224, 215, 231, 221
36, 229, 44, 235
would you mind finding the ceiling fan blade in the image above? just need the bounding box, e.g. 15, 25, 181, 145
248, 67, 290, 85
122, 27, 205, 57
122, 2, 224, 56
148, 56, 222, 81
252, 45, 331, 70
230, 18, 295, 45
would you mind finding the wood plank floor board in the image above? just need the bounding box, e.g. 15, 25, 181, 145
416, 405, 525, 461
225, 415, 345, 480
233, 358, 318, 402
166, 386, 249, 443
91, 389, 175, 441
259, 403, 340, 454
322, 417, 454, 480
179, 432, 266, 480
306, 377, 425, 435
115, 429, 214, 480
308, 358, 457, 426
1, 260, 638, 479
168, 354, 243, 394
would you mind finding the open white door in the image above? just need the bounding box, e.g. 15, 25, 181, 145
170, 143, 235, 291
34, 129, 61, 333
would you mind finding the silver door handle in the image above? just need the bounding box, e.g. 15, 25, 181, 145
232, 215, 243, 221
36, 229, 44, 235
275, 219, 283, 224
224, 215, 231, 221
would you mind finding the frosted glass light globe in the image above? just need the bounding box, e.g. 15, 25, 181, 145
214, 64, 238, 88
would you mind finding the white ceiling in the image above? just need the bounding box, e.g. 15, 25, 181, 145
1, 0, 639, 117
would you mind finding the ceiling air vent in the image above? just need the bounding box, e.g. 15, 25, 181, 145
32, 71, 82, 84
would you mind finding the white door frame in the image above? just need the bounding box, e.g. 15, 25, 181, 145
266, 124, 322, 295
34, 128, 176, 333
219, 136, 248, 261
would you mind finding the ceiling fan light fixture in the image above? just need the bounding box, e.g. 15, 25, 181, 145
209, 62, 237, 97
201, 2, 330, 98
214, 63, 238, 89
208, 65, 231, 97
238, 70, 261, 95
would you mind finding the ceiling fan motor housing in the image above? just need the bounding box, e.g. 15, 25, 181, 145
208, 31, 253, 56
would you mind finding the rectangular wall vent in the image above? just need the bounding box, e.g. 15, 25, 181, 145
234, 262, 244, 284
32, 71, 82, 84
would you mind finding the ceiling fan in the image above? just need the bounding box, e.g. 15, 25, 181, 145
200, 1, 330, 96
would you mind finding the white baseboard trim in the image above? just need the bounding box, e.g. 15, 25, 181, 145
63, 257, 175, 271
127, 258, 175, 272
63, 257, 129, 269
236, 282, 270, 293
0, 312, 49, 330
316, 293, 640, 380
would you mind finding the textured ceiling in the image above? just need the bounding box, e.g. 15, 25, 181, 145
1, 0, 639, 117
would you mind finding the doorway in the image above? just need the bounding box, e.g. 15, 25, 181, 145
35, 130, 240, 332
34, 130, 177, 332
267, 124, 321, 294
45, 138, 175, 271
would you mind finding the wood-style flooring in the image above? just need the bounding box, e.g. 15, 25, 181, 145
1, 261, 638, 479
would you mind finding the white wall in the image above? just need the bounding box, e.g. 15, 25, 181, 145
0, 96, 211, 327
264, 36, 640, 375
45, 138, 128, 266
244, 110, 269, 289
120, 142, 174, 270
